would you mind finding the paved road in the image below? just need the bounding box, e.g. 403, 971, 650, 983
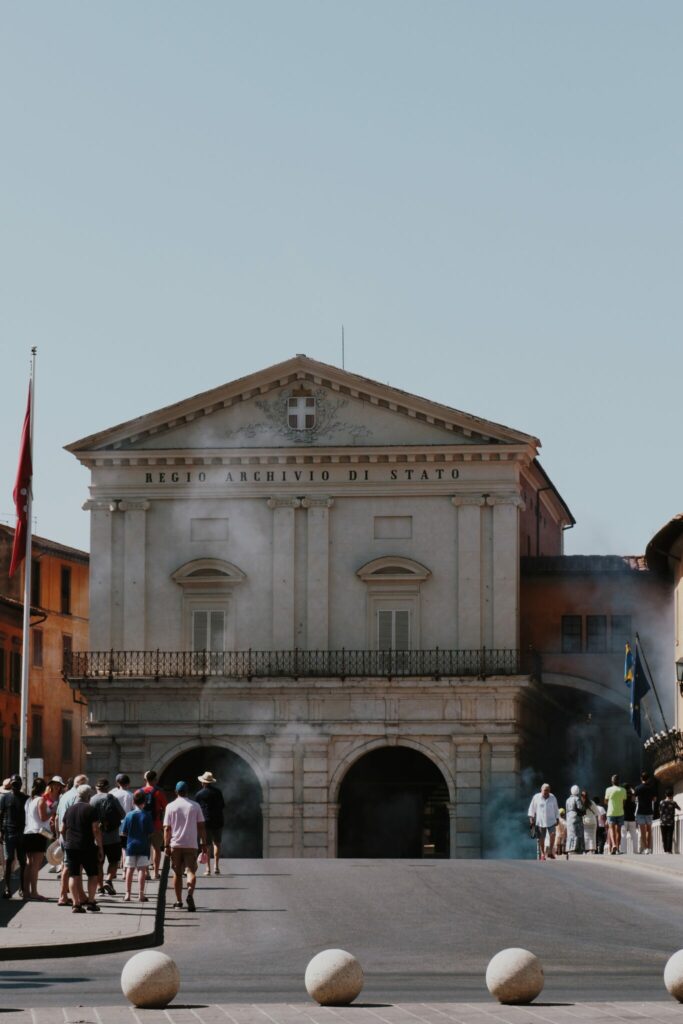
0, 858, 681, 1008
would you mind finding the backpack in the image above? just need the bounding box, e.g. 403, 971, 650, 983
99, 793, 124, 833
143, 787, 157, 818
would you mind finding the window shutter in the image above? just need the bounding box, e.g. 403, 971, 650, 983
193, 610, 208, 650
209, 611, 225, 652
378, 610, 393, 650
395, 610, 410, 650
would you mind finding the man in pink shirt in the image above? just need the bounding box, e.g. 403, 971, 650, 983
163, 781, 207, 912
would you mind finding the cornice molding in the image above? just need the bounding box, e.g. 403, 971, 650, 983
267, 496, 302, 509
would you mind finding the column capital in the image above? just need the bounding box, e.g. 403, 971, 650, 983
82, 498, 119, 512
451, 495, 485, 507
118, 499, 151, 513
486, 493, 525, 509
301, 495, 334, 509
267, 496, 301, 509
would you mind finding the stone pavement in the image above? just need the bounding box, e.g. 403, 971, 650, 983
0, 1001, 682, 1024
0, 866, 159, 956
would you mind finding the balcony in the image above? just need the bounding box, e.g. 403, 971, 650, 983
644, 729, 683, 786
63, 648, 521, 682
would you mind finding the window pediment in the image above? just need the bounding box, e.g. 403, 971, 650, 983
356, 556, 431, 584
172, 558, 246, 591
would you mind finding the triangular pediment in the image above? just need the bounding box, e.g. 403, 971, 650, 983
66, 355, 539, 455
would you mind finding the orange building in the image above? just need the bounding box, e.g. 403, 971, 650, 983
0, 525, 88, 779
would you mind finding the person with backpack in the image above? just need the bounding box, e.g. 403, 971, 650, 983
90, 779, 125, 896
142, 770, 168, 880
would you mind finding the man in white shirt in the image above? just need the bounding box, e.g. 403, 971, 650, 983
528, 783, 560, 861
163, 781, 207, 913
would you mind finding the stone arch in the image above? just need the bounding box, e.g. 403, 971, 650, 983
152, 736, 268, 797
329, 736, 455, 805
356, 556, 431, 582
542, 671, 630, 711
171, 558, 246, 589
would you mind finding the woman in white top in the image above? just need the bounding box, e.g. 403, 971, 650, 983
581, 788, 599, 853
23, 777, 51, 900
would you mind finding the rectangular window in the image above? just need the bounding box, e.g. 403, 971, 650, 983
377, 609, 411, 651
9, 651, 22, 694
374, 516, 413, 540
30, 711, 43, 758
33, 628, 43, 668
62, 633, 73, 660
31, 560, 41, 607
61, 716, 73, 763
561, 615, 582, 654
586, 615, 607, 653
192, 610, 225, 652
611, 615, 632, 653
60, 566, 72, 615
9, 729, 19, 776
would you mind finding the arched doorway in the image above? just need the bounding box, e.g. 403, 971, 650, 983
337, 746, 450, 858
159, 745, 263, 857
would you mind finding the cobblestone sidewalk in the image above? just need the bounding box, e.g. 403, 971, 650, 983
4, 1002, 682, 1024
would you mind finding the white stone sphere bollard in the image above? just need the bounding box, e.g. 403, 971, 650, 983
305, 949, 364, 1006
485, 948, 544, 1005
121, 950, 180, 1008
664, 950, 683, 1001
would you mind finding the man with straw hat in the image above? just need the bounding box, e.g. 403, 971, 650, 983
195, 771, 225, 876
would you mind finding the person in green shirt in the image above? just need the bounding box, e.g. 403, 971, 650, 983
604, 774, 627, 854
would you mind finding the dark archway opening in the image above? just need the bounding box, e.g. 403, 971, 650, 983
338, 746, 450, 858
159, 745, 263, 857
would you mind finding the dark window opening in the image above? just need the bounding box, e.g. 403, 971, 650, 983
611, 615, 632, 653
9, 651, 21, 694
61, 716, 73, 763
30, 711, 43, 758
561, 615, 582, 654
33, 629, 43, 668
586, 615, 607, 653
9, 728, 19, 776
31, 560, 41, 606
60, 566, 72, 615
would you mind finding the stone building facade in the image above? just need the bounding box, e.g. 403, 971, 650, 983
64, 355, 650, 858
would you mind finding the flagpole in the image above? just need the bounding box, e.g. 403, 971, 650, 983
18, 347, 36, 782
635, 631, 670, 732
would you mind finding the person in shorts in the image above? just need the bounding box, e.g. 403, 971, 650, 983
527, 782, 559, 861
195, 771, 225, 876
90, 779, 125, 896
659, 789, 681, 854
163, 780, 207, 912
634, 770, 657, 855
142, 770, 168, 880
120, 789, 154, 902
604, 774, 627, 854
61, 784, 104, 913
0, 775, 27, 899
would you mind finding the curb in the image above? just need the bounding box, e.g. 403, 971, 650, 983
0, 853, 170, 961
590, 854, 683, 883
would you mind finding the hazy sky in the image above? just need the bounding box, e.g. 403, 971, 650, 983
2, 2, 680, 555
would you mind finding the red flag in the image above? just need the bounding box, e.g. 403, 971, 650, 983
9, 386, 32, 578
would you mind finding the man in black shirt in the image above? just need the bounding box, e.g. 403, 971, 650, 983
0, 776, 28, 898
634, 769, 658, 855
61, 785, 104, 913
196, 771, 225, 876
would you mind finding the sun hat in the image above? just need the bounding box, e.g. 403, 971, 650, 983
198, 771, 217, 784
50, 775, 65, 786
46, 840, 64, 867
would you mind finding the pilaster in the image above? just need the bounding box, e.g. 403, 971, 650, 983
452, 496, 485, 649
487, 494, 525, 650
118, 499, 150, 650
268, 497, 300, 649
302, 497, 333, 649
83, 498, 118, 650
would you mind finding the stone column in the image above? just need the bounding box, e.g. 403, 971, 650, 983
268, 497, 300, 649
327, 802, 340, 858
118, 500, 150, 651
487, 494, 525, 651
83, 499, 119, 650
302, 743, 329, 857
302, 497, 334, 649
452, 496, 485, 649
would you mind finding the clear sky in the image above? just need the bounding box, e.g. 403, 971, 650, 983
2, 2, 680, 555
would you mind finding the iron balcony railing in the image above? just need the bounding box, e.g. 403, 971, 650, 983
63, 648, 521, 682
644, 729, 683, 773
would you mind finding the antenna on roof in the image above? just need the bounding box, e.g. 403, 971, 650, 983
341, 324, 345, 369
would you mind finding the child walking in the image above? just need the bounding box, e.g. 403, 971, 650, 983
120, 789, 154, 902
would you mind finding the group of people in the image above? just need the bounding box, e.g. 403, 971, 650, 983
0, 768, 226, 914
528, 771, 680, 860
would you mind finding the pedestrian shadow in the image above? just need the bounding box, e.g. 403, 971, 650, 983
0, 971, 89, 989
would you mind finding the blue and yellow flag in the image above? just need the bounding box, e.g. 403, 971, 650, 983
630, 646, 651, 738
624, 641, 634, 687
